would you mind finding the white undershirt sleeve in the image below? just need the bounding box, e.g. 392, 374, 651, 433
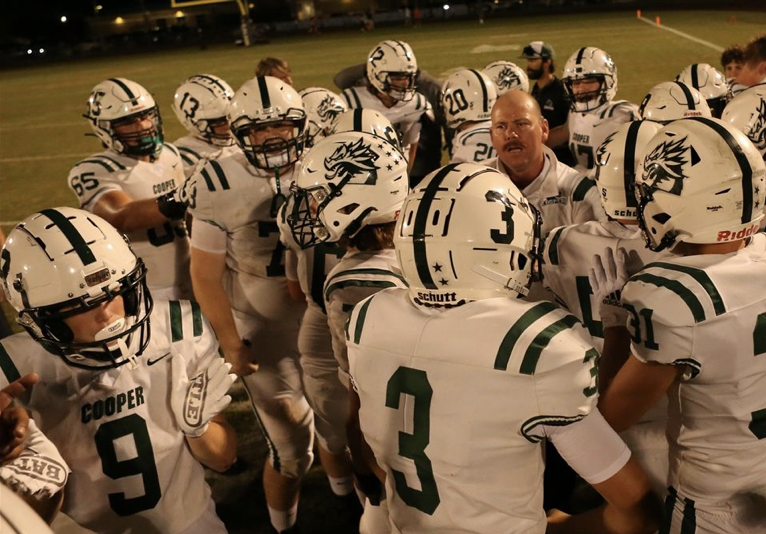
190, 218, 227, 254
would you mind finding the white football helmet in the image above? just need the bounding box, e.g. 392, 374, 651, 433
562, 47, 618, 112
366, 40, 418, 102
676, 63, 729, 118
1, 484, 54, 534
229, 76, 307, 169
721, 85, 766, 159
636, 117, 766, 251
287, 132, 408, 249
84, 78, 164, 158
395, 162, 542, 305
593, 120, 663, 220
441, 69, 498, 129
1, 208, 152, 370
639, 81, 712, 123
482, 61, 529, 95
299, 87, 348, 148
172, 74, 235, 147
333, 108, 402, 153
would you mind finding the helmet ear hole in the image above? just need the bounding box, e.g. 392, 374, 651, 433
41, 319, 74, 343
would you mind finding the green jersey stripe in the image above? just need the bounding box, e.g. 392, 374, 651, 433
94, 155, 127, 170
681, 495, 697, 534
191, 301, 203, 337
494, 301, 558, 371
169, 300, 183, 342
521, 414, 585, 443
572, 177, 595, 201
325, 268, 407, 287
164, 143, 180, 157
324, 280, 398, 300
78, 159, 115, 172
520, 314, 579, 375
179, 153, 195, 166
208, 160, 230, 190
755, 313, 766, 356
0, 343, 21, 383
546, 227, 565, 266
177, 146, 202, 159
660, 489, 677, 534
643, 262, 726, 316
199, 167, 216, 191
672, 358, 702, 379
346, 88, 362, 109
631, 273, 706, 323
353, 297, 374, 344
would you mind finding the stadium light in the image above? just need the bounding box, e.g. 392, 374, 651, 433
60, 15, 68, 23
39, 48, 45, 54
27, 49, 32, 55
95, 4, 103, 11
175, 10, 184, 17
115, 16, 124, 24
443, 4, 450, 10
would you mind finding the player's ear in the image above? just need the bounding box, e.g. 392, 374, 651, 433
540, 117, 550, 142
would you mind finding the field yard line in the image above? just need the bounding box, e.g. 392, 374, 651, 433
638, 17, 724, 52
0, 221, 20, 226
0, 153, 90, 163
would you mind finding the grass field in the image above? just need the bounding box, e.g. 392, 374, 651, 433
2, 9, 765, 534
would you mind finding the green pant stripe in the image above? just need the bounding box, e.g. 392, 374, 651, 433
572, 176, 595, 201
681, 496, 697, 534
631, 273, 706, 323
520, 314, 579, 375
644, 262, 726, 316
493, 301, 557, 371
659, 487, 676, 534
190, 301, 203, 337
169, 301, 183, 342
0, 343, 21, 383
353, 297, 374, 344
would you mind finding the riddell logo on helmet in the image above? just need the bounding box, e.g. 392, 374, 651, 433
717, 223, 759, 242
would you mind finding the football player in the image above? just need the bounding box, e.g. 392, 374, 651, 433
676, 64, 729, 118
172, 74, 240, 178
721, 82, 766, 161
595, 117, 766, 532
440, 69, 498, 163
69, 78, 191, 300
340, 40, 433, 172
482, 60, 529, 95
345, 162, 661, 533
639, 81, 712, 123
299, 87, 347, 148
0, 207, 237, 534
721, 45, 748, 98
256, 57, 294, 86
487, 91, 601, 234
736, 33, 766, 88
559, 47, 640, 172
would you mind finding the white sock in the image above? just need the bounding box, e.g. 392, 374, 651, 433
327, 475, 354, 496
268, 503, 298, 532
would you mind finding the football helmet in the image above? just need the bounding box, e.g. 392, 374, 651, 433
639, 81, 712, 123
366, 40, 418, 102
299, 87, 347, 148
288, 131, 408, 249
482, 61, 530, 95
333, 108, 403, 153
229, 76, 307, 169
676, 63, 729, 118
635, 117, 766, 251
441, 69, 498, 129
1, 208, 152, 370
172, 74, 235, 147
593, 120, 663, 220
562, 47, 618, 112
721, 85, 766, 159
84, 78, 164, 159
395, 162, 542, 305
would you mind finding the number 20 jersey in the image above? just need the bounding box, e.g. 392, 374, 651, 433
622, 233, 766, 510
347, 289, 598, 533
67, 146, 191, 297
0, 300, 222, 534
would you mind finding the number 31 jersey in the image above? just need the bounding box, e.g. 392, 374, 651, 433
0, 300, 222, 534
67, 146, 191, 297
347, 290, 598, 533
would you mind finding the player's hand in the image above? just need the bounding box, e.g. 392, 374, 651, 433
170, 354, 237, 438
589, 246, 630, 329
0, 373, 39, 463
224, 341, 260, 377
157, 189, 188, 220
353, 470, 382, 506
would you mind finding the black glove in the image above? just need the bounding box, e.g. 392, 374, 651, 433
353, 470, 382, 506
157, 191, 188, 220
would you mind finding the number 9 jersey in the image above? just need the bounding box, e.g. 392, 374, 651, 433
67, 145, 191, 299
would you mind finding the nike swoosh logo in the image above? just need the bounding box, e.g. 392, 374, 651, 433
147, 352, 171, 366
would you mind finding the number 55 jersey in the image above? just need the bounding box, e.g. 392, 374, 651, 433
0, 300, 226, 534
347, 289, 600, 533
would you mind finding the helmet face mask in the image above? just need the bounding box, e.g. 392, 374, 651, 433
1, 208, 153, 370
562, 48, 618, 112
366, 40, 418, 102
172, 74, 235, 147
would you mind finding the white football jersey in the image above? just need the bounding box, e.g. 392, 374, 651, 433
347, 291, 598, 533
542, 220, 668, 349
67, 146, 191, 297
486, 146, 603, 234
622, 234, 766, 510
173, 135, 241, 178
341, 86, 432, 154
0, 299, 223, 534
568, 100, 639, 173
449, 121, 495, 164
324, 249, 407, 385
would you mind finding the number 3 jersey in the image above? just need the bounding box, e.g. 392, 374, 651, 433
622, 233, 766, 511
347, 290, 599, 533
67, 146, 191, 298
0, 299, 223, 534
449, 121, 494, 164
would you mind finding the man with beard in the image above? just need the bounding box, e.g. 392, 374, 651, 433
520, 41, 574, 166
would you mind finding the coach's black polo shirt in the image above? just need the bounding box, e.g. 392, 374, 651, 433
532, 76, 575, 166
